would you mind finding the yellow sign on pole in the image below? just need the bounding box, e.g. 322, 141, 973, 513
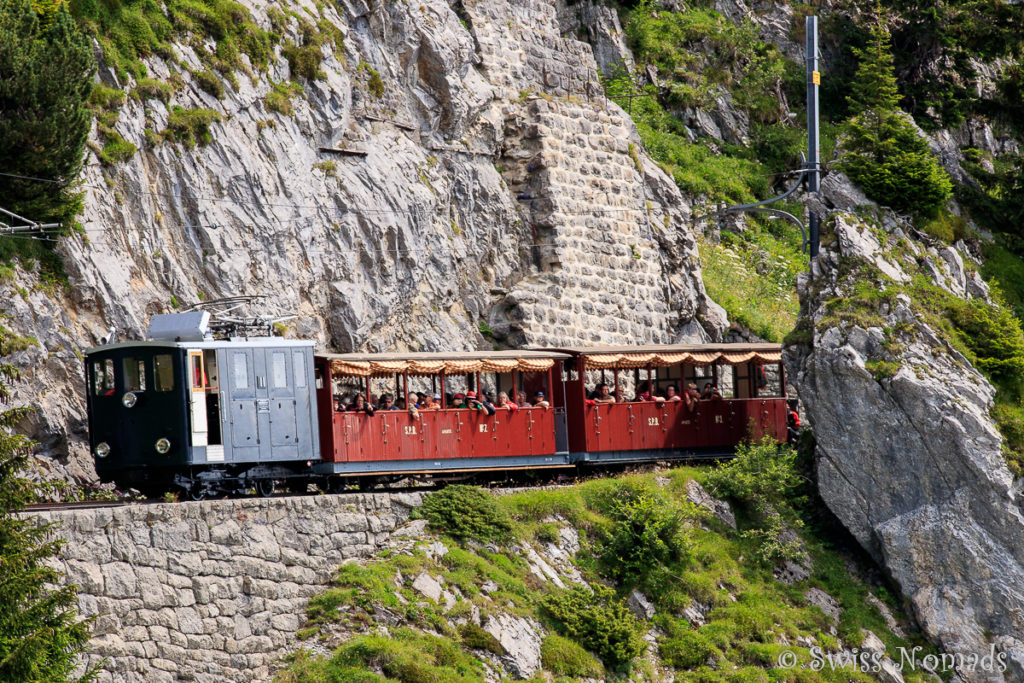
812, 70, 821, 85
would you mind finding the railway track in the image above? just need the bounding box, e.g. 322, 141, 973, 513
25, 500, 130, 512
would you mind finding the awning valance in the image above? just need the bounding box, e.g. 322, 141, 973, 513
582, 350, 782, 369
331, 356, 557, 377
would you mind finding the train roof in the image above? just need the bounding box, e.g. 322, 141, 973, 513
85, 338, 315, 355
543, 343, 781, 355
318, 349, 571, 362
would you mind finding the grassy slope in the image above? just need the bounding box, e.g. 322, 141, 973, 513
276, 452, 937, 682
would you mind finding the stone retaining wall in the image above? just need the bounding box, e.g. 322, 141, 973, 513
38, 493, 423, 682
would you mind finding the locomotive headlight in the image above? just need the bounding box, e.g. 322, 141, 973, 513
122, 391, 137, 408
94, 442, 110, 458
155, 438, 171, 454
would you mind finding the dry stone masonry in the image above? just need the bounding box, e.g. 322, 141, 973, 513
38, 493, 423, 682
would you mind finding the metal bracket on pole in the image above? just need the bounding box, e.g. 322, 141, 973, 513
720, 157, 810, 253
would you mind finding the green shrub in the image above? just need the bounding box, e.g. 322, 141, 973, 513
660, 630, 715, 670
367, 67, 385, 98
283, 43, 324, 80
99, 132, 137, 165
265, 80, 302, 115
457, 622, 504, 655
702, 439, 807, 565
540, 634, 605, 678
945, 292, 1024, 393
541, 584, 646, 670
418, 486, 513, 543
864, 359, 901, 380
588, 479, 691, 592
132, 78, 175, 103
702, 439, 805, 515
161, 106, 221, 147
89, 83, 126, 110
192, 69, 224, 98
333, 629, 482, 683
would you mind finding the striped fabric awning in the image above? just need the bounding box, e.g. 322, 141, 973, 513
371, 360, 410, 375
443, 359, 484, 374
331, 360, 372, 376
517, 357, 555, 372
582, 350, 782, 369
407, 360, 446, 375
481, 358, 519, 373
331, 356, 557, 377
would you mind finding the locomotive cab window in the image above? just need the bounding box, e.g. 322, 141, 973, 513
123, 357, 147, 392
154, 354, 174, 391
190, 352, 205, 390
93, 358, 115, 395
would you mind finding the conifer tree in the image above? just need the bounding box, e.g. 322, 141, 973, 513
0, 365, 93, 682
839, 11, 952, 219
0, 0, 94, 227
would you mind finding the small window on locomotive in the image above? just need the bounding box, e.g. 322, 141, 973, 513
123, 357, 147, 392
154, 354, 174, 392
92, 359, 115, 395
232, 353, 249, 389
271, 351, 288, 388
293, 352, 306, 388
191, 353, 204, 389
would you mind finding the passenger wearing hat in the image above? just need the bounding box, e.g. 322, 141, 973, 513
451, 393, 467, 409
533, 391, 550, 409
466, 391, 496, 416
420, 393, 441, 411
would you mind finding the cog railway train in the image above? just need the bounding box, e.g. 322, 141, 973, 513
85, 313, 788, 498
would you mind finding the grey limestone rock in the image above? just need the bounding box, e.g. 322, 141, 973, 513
787, 212, 1024, 681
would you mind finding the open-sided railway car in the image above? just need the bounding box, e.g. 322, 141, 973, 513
312, 350, 571, 489
548, 344, 787, 463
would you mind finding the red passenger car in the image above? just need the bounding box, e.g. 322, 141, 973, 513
549, 344, 787, 463
312, 350, 572, 486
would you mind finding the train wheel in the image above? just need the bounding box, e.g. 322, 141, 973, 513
256, 479, 276, 497
185, 486, 205, 501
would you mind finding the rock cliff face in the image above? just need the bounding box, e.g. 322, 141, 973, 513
785, 204, 1024, 680
1, 0, 723, 479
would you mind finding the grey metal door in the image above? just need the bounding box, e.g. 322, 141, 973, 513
253, 349, 272, 462
267, 348, 298, 460
228, 349, 259, 462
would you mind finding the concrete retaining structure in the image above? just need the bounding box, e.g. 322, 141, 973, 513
39, 493, 423, 682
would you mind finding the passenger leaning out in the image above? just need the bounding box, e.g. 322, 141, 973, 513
348, 394, 375, 416
496, 392, 518, 413
635, 381, 665, 403
593, 383, 616, 404
466, 391, 496, 416
533, 391, 550, 409
420, 393, 442, 411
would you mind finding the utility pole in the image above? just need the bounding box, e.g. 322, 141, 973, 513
721, 16, 822, 269
806, 15, 821, 260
